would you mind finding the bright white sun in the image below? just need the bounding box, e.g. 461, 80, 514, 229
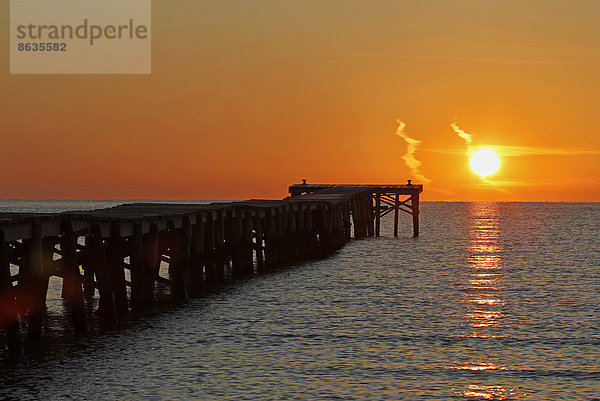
470, 148, 501, 177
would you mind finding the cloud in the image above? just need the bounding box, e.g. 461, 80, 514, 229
488, 145, 600, 156
394, 120, 431, 183
428, 145, 600, 156
451, 122, 474, 155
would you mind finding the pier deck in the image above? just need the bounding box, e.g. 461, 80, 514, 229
0, 182, 421, 356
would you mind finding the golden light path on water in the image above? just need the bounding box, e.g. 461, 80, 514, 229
451, 203, 523, 400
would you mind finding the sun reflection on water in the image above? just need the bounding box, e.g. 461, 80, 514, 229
453, 384, 525, 400
463, 203, 509, 335
452, 203, 520, 398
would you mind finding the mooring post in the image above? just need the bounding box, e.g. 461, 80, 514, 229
0, 229, 23, 356
411, 193, 420, 237
393, 193, 400, 237
60, 220, 87, 332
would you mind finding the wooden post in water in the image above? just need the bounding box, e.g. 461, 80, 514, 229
143, 223, 160, 304
254, 212, 264, 272
0, 229, 23, 356
60, 221, 87, 332
393, 193, 400, 237
130, 223, 145, 310
411, 193, 420, 237
264, 211, 278, 269
343, 202, 351, 241
107, 223, 128, 320
90, 224, 117, 324
203, 213, 217, 285
274, 208, 285, 264
375, 192, 381, 237
350, 196, 363, 239
168, 219, 189, 301
304, 207, 316, 258
214, 211, 226, 282
23, 223, 46, 338
82, 235, 95, 300
287, 207, 297, 261
241, 211, 254, 275
190, 215, 205, 293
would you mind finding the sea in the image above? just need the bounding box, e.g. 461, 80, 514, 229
0, 200, 599, 400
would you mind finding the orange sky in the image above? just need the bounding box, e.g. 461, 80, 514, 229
1, 0, 599, 201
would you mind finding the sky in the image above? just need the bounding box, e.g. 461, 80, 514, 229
1, 0, 599, 201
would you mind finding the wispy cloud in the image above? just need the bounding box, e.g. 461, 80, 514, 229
451, 122, 474, 155
489, 145, 600, 156
394, 120, 431, 183
428, 145, 600, 156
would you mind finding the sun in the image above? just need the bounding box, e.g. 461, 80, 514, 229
470, 148, 501, 177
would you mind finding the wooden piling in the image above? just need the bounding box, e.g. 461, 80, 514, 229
60, 221, 87, 332
241, 211, 254, 275
168, 220, 189, 301
142, 223, 160, 304
21, 223, 46, 338
0, 229, 22, 356
130, 223, 145, 310
264, 211, 278, 269
214, 211, 226, 282
90, 224, 117, 324
203, 213, 217, 285
82, 236, 95, 300
254, 212, 264, 272
393, 193, 400, 237
190, 215, 205, 292
411, 193, 420, 237
375, 192, 381, 237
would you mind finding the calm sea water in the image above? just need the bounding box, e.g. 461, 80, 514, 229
1, 200, 599, 400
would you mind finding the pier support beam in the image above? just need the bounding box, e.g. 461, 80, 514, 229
90, 224, 117, 324
190, 217, 205, 293
21, 223, 47, 338
411, 193, 420, 237
60, 221, 87, 332
108, 224, 128, 320
143, 223, 160, 304
0, 229, 22, 356
130, 223, 145, 310
375, 192, 381, 237
204, 214, 217, 285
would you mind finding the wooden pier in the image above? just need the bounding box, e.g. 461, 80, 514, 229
0, 182, 422, 356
